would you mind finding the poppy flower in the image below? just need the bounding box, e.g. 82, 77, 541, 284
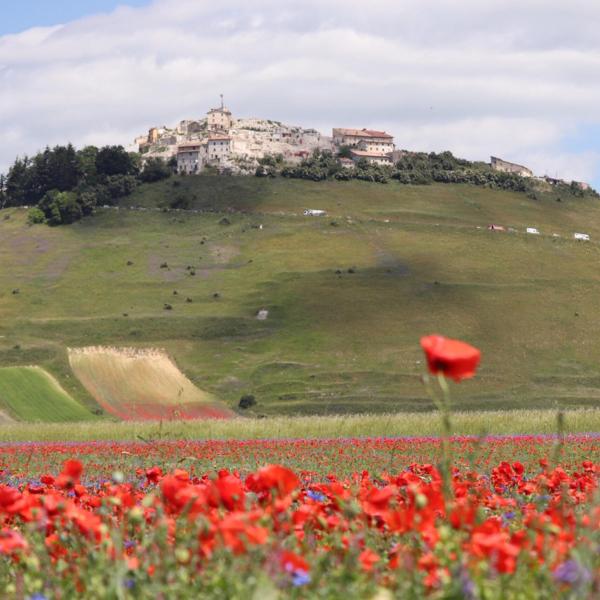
420, 335, 481, 382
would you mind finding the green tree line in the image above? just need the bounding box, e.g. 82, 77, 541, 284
0, 145, 173, 225
269, 149, 598, 199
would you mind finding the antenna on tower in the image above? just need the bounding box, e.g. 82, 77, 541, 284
220, 93, 224, 110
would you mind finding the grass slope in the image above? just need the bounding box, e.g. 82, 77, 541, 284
1, 176, 600, 415
0, 408, 597, 442
0, 367, 94, 422
68, 347, 233, 420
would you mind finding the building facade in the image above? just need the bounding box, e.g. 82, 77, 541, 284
349, 149, 393, 166
207, 107, 233, 132
206, 136, 232, 162
177, 143, 204, 174
332, 128, 395, 150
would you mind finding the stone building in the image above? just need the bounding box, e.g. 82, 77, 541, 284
490, 156, 533, 177
332, 128, 395, 151
206, 135, 232, 162
207, 105, 233, 132
177, 143, 204, 174
349, 149, 393, 166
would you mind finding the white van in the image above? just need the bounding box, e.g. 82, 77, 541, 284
574, 233, 590, 241
526, 227, 540, 235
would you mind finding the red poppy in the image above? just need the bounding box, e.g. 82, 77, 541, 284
0, 529, 28, 555
279, 550, 309, 574
420, 335, 481, 382
246, 465, 299, 498
359, 548, 380, 572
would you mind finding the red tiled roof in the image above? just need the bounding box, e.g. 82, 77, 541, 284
177, 143, 202, 151
333, 128, 393, 139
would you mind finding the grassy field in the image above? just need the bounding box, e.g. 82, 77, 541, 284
1, 176, 600, 416
0, 366, 95, 422
0, 408, 597, 442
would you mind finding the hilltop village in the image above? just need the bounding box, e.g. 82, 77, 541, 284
134, 99, 399, 174
133, 100, 590, 191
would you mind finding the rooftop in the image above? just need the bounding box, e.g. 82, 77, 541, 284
177, 142, 202, 151
208, 107, 232, 115
334, 128, 393, 139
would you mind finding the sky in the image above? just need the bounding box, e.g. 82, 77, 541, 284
1, 0, 599, 188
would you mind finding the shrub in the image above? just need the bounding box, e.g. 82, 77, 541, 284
27, 207, 46, 225
238, 394, 256, 409
140, 158, 172, 183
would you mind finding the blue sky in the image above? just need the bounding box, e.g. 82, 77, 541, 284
1, 1, 151, 35
0, 0, 599, 189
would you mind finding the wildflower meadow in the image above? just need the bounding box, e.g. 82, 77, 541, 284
0, 336, 597, 598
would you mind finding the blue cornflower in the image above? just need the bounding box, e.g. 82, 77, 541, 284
292, 570, 311, 587
553, 560, 591, 586
307, 490, 326, 502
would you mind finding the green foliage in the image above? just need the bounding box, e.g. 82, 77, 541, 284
27, 207, 46, 224
140, 157, 172, 183
337, 145, 353, 159
77, 145, 99, 185
38, 190, 83, 225
169, 194, 193, 209
96, 145, 138, 177
1, 143, 143, 224
105, 174, 138, 200
274, 149, 599, 200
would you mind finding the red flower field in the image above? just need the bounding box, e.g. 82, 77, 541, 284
0, 436, 597, 598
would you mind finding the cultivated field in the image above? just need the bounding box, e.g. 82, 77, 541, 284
68, 346, 233, 420
0, 366, 94, 422
2, 177, 600, 416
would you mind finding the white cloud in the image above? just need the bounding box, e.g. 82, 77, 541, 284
1, 0, 599, 184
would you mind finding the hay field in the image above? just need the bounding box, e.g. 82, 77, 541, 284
68, 346, 234, 420
0, 366, 94, 422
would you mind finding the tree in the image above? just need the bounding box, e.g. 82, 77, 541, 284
96, 146, 136, 177
0, 174, 6, 209
5, 157, 33, 206
47, 144, 81, 191
78, 146, 99, 185
139, 158, 172, 183
38, 190, 82, 225
337, 145, 353, 159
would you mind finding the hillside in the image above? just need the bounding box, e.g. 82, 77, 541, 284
0, 367, 95, 421
2, 176, 600, 416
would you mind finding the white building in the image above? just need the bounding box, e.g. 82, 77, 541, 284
177, 143, 204, 174
350, 149, 393, 166
332, 128, 395, 150
206, 135, 232, 162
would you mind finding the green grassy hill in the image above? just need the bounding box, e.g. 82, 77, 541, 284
0, 367, 95, 421
2, 176, 600, 416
